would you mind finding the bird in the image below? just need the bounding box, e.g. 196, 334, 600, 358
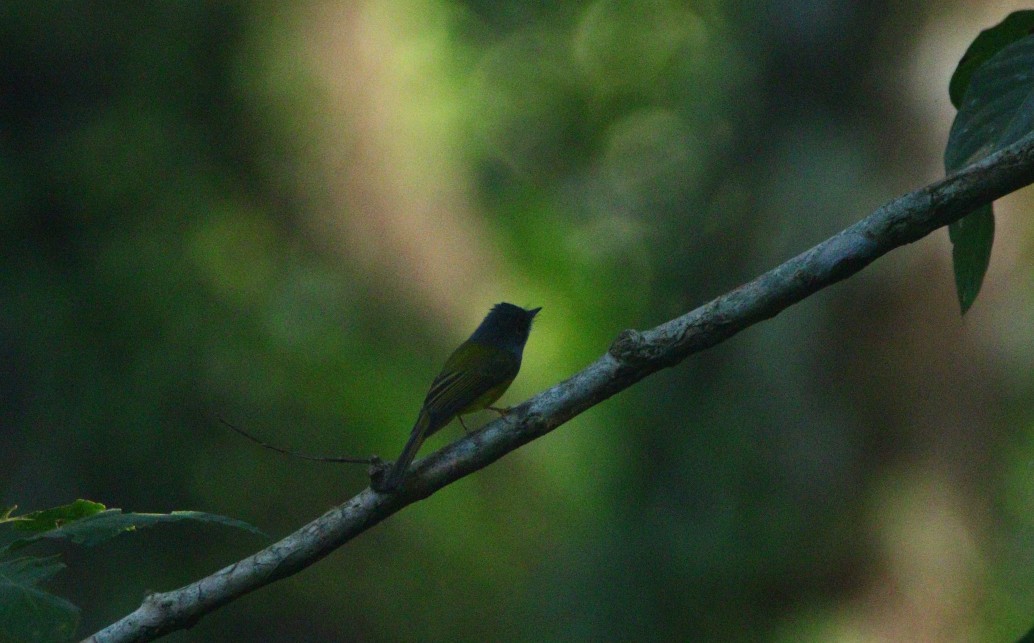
377, 303, 540, 492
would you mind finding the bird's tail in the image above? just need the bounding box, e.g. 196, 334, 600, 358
381, 412, 434, 492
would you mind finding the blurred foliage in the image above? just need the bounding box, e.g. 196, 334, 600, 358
2, 1, 1034, 641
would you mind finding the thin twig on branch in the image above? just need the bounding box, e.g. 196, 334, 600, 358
84, 131, 1034, 643
217, 417, 378, 465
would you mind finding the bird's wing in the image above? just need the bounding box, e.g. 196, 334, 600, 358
422, 343, 519, 421
379, 344, 520, 491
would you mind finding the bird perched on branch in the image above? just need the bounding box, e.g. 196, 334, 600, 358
377, 303, 540, 492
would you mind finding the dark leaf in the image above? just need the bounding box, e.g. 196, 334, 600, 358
0, 557, 80, 643
949, 10, 1034, 108
948, 205, 994, 313
944, 30, 1034, 312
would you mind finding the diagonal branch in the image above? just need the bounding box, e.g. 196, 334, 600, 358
85, 131, 1034, 643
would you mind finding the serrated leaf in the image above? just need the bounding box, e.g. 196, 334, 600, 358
0, 556, 80, 643
0, 500, 106, 551
944, 31, 1034, 312
4, 500, 106, 533
0, 504, 263, 641
2, 509, 265, 554
949, 10, 1034, 108
949, 204, 995, 313
0, 556, 66, 586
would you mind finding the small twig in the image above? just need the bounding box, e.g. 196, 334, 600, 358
217, 417, 376, 465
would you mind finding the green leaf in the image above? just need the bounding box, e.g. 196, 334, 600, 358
948, 205, 995, 313
0, 556, 65, 586
0, 557, 80, 643
2, 509, 265, 554
946, 34, 1034, 171
949, 10, 1034, 108
0, 500, 107, 551
0, 503, 263, 641
944, 30, 1034, 312
2, 500, 106, 533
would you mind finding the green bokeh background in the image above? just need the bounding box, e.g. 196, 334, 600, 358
4, 1, 1034, 640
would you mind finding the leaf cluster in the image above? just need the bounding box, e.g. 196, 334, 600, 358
0, 500, 262, 642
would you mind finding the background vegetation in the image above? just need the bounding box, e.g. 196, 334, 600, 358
3, 1, 1034, 640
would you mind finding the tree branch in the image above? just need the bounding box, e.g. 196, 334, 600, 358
85, 131, 1034, 643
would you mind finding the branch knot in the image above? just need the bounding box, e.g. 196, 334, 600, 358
609, 329, 648, 365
